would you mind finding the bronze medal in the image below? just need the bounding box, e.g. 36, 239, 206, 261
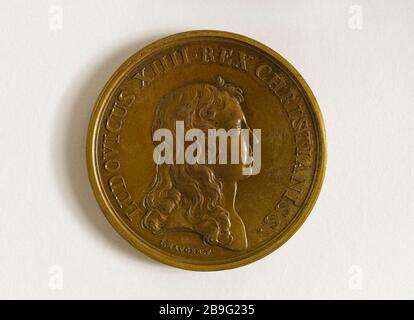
87, 30, 326, 270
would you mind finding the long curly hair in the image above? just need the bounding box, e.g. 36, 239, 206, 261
141, 76, 245, 246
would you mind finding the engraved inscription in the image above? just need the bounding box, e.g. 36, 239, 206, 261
101, 90, 140, 221
130, 46, 254, 90
258, 85, 315, 238
132, 48, 190, 88
160, 240, 212, 256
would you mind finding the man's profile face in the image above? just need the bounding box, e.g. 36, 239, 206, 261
208, 93, 253, 182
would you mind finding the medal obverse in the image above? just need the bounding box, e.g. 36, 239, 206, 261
87, 30, 326, 270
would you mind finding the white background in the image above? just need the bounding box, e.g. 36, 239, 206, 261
1, 0, 413, 299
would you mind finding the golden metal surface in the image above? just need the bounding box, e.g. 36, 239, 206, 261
86, 30, 326, 270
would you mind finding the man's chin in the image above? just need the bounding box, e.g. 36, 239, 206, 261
241, 165, 253, 178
